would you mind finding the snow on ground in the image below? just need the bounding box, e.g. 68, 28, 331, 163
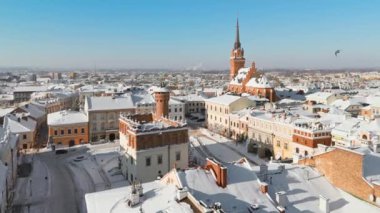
198, 128, 266, 165
13, 155, 49, 213
197, 136, 242, 163
253, 163, 380, 213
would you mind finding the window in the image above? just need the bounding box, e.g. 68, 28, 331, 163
175, 108, 177, 112
276, 141, 280, 147
81, 128, 85, 133
146, 157, 151, 166
176, 152, 181, 161
284, 143, 288, 150
54, 130, 58, 136
74, 129, 78, 134
68, 129, 72, 134
179, 108, 182, 112
296, 148, 299, 154
61, 130, 64, 135
130, 156, 134, 165
157, 155, 163, 164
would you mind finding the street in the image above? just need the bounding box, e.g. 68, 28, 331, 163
11, 143, 124, 213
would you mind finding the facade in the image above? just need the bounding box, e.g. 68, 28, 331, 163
31, 91, 78, 114
4, 114, 36, 149
13, 86, 48, 103
292, 120, 332, 158
171, 94, 206, 116
205, 95, 255, 137
119, 87, 189, 183
227, 20, 277, 102
0, 127, 19, 205
84, 88, 155, 142
47, 110, 89, 146
168, 98, 185, 122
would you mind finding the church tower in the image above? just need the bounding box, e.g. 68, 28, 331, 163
230, 19, 245, 80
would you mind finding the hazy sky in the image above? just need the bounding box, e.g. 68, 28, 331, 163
0, 0, 379, 70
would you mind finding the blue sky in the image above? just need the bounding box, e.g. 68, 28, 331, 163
0, 0, 379, 70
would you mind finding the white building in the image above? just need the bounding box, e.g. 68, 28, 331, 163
169, 98, 185, 121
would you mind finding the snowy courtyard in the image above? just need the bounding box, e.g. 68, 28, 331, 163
11, 143, 127, 213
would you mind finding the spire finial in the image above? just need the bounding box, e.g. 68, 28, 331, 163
234, 18, 241, 50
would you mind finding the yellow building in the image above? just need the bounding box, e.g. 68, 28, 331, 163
205, 95, 255, 138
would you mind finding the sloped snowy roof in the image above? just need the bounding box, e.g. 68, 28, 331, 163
178, 162, 278, 212
48, 110, 88, 126
229, 68, 250, 85
86, 90, 154, 111
206, 94, 243, 106
4, 114, 37, 133
85, 181, 192, 213
246, 75, 273, 88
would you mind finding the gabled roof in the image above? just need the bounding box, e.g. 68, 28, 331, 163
206, 94, 243, 106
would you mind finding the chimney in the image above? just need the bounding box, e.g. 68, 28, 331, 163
205, 158, 228, 188
275, 191, 287, 207
319, 195, 330, 213
260, 182, 268, 193
176, 187, 188, 201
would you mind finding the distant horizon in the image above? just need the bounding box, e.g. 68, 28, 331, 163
1, 65, 380, 73
1, 0, 379, 69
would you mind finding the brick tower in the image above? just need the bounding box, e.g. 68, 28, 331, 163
154, 84, 170, 119
230, 19, 245, 80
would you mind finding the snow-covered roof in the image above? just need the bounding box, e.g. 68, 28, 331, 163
19, 104, 46, 120
171, 94, 205, 102
306, 92, 336, 101
0, 108, 15, 117
153, 87, 169, 93
85, 181, 192, 213
169, 98, 184, 105
13, 86, 48, 92
4, 114, 37, 133
246, 75, 273, 88
206, 94, 242, 106
260, 163, 380, 213
48, 110, 88, 126
86, 90, 155, 111
229, 68, 250, 85
178, 162, 278, 212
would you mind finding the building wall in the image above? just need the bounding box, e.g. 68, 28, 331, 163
169, 102, 185, 121
18, 131, 35, 149
205, 97, 254, 137
272, 122, 293, 160
121, 136, 188, 183
88, 109, 133, 142
300, 148, 378, 204
48, 123, 89, 146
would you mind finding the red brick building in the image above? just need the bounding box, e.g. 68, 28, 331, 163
119, 86, 189, 183
300, 147, 380, 206
227, 19, 277, 102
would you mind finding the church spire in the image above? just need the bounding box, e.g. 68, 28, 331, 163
234, 18, 241, 50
